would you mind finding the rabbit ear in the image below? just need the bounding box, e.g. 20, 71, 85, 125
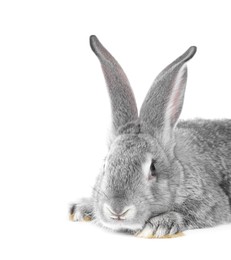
140, 46, 197, 143
90, 35, 138, 136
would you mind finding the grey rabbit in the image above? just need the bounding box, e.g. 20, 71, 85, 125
70, 35, 231, 238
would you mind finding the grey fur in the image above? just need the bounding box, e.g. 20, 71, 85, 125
70, 36, 231, 237
90, 35, 138, 138
140, 46, 196, 137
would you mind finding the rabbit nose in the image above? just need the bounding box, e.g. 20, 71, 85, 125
105, 205, 130, 220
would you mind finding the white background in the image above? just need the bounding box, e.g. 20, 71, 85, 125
0, 0, 231, 259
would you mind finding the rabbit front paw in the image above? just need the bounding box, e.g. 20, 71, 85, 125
136, 212, 184, 238
69, 198, 93, 222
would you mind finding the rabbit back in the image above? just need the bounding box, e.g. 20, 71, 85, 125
176, 119, 231, 210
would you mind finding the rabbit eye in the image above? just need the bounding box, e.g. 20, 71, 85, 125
149, 160, 157, 180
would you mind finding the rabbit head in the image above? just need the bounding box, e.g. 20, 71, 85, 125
90, 36, 196, 231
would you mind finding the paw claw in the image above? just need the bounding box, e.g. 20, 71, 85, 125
83, 215, 92, 222
69, 200, 93, 222
69, 213, 75, 222
136, 231, 184, 239
69, 212, 92, 222
136, 212, 185, 239
151, 232, 184, 239
135, 225, 153, 239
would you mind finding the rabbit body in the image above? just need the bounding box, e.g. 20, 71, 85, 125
174, 120, 231, 227
70, 36, 231, 237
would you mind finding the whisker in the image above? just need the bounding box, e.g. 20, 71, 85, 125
91, 186, 103, 197
91, 186, 109, 199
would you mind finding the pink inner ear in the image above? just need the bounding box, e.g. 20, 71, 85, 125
171, 84, 182, 124
167, 65, 186, 127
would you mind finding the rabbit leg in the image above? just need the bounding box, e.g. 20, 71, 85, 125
136, 212, 184, 238
69, 198, 94, 222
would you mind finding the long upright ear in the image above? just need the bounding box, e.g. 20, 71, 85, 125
90, 35, 138, 136
139, 46, 197, 143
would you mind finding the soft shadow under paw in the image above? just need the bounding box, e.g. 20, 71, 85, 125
135, 231, 184, 239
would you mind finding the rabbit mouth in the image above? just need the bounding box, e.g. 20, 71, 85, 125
103, 203, 137, 220
96, 203, 146, 232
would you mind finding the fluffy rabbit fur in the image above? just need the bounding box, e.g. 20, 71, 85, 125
70, 36, 231, 238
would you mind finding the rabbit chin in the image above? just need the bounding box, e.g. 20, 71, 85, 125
99, 219, 143, 232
